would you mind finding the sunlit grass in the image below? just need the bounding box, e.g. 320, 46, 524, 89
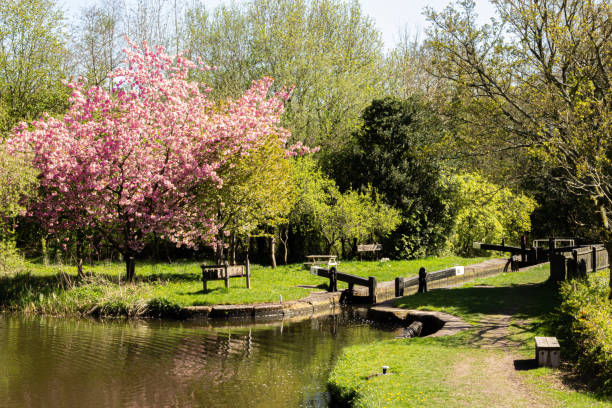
329, 264, 611, 407
0, 255, 489, 318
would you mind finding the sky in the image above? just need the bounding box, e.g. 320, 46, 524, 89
60, 0, 498, 50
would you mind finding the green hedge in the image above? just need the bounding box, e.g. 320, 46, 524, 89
555, 271, 612, 395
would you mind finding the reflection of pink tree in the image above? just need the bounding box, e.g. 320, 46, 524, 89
10, 40, 289, 281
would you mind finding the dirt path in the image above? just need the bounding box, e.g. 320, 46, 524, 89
449, 314, 556, 407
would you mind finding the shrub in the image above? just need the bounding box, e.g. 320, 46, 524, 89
0, 240, 26, 275
555, 271, 612, 395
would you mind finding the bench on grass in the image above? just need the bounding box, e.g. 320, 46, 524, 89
201, 263, 250, 291
357, 243, 382, 260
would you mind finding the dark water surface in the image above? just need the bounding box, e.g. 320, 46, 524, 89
0, 311, 394, 407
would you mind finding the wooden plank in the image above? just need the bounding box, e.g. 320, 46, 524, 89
357, 243, 382, 252
427, 267, 457, 281
336, 271, 369, 287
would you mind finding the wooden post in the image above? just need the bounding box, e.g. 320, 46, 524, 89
549, 236, 555, 260
368, 276, 377, 304
520, 235, 527, 263
348, 282, 354, 296
592, 246, 597, 273
224, 264, 229, 288
201, 263, 207, 292
395, 277, 404, 297
329, 267, 337, 292
246, 258, 251, 289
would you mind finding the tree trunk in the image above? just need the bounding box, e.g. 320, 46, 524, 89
41, 236, 48, 266
278, 225, 289, 265
606, 240, 612, 300
216, 234, 225, 265
231, 232, 236, 265
283, 228, 288, 265
341, 238, 346, 259
125, 254, 135, 283
270, 235, 277, 269
76, 232, 84, 278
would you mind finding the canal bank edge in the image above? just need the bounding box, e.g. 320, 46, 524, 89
183, 291, 342, 319
182, 258, 513, 324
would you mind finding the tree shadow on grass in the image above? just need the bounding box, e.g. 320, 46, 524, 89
181, 287, 225, 296
0, 273, 66, 306
394, 282, 561, 320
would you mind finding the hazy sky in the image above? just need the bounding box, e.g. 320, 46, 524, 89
59, 0, 497, 49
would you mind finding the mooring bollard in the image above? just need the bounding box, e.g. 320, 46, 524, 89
382, 365, 389, 375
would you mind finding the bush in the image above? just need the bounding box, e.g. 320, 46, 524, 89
555, 271, 612, 395
0, 240, 26, 275
449, 173, 536, 256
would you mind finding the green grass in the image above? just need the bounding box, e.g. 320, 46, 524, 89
393, 264, 557, 323
329, 265, 612, 407
333, 256, 492, 283
0, 255, 486, 318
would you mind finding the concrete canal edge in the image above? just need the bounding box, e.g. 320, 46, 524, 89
183, 291, 342, 320
367, 307, 471, 337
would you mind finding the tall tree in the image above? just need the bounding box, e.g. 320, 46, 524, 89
9, 41, 290, 282
339, 96, 457, 258
184, 0, 385, 160
426, 0, 612, 295
0, 0, 70, 134
71, 0, 124, 89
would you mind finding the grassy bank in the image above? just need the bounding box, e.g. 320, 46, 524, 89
328, 265, 612, 407
0, 256, 483, 318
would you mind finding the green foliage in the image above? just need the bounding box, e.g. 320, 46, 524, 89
0, 0, 70, 134
0, 144, 37, 271
291, 157, 400, 256
203, 135, 295, 241
0, 240, 26, 275
450, 173, 536, 256
555, 271, 612, 395
184, 0, 385, 154
0, 146, 37, 235
425, 0, 612, 235
338, 96, 456, 258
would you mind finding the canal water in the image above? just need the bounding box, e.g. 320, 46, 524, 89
0, 311, 395, 407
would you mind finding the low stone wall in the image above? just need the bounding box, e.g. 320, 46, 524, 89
183, 291, 341, 320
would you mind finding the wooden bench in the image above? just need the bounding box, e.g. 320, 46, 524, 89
303, 255, 338, 270
535, 336, 560, 368
357, 243, 382, 260
201, 263, 250, 291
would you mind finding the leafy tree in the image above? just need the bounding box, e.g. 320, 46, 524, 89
8, 41, 289, 282
339, 96, 457, 258
450, 173, 536, 256
200, 134, 296, 266
70, 0, 124, 89
291, 157, 400, 257
0, 0, 70, 134
184, 0, 385, 157
425, 0, 612, 293
0, 144, 37, 273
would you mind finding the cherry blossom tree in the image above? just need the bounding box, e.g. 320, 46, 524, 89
9, 40, 290, 281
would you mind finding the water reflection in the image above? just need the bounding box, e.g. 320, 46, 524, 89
0, 311, 394, 408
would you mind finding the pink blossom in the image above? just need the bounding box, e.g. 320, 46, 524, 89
7, 38, 307, 264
